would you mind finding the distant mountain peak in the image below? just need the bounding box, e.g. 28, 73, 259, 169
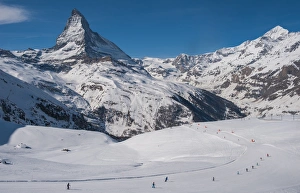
263, 25, 289, 40
54, 9, 131, 60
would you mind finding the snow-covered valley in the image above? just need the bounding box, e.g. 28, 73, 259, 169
0, 116, 299, 193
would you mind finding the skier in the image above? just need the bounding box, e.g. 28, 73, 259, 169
67, 183, 70, 190
212, 177, 215, 181
165, 176, 168, 182
237, 171, 240, 175
152, 182, 155, 188
246, 168, 248, 172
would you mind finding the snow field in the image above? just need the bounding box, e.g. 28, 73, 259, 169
0, 117, 299, 192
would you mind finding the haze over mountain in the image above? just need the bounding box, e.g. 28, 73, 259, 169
0, 9, 244, 138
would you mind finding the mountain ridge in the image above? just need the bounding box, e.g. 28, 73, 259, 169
141, 25, 300, 117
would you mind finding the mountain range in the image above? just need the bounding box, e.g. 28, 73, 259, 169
0, 9, 245, 139
140, 26, 300, 117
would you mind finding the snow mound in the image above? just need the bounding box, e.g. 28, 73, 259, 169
15, 143, 31, 149
0, 158, 11, 164
123, 126, 245, 163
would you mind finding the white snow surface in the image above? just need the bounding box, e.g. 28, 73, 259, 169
0, 116, 299, 192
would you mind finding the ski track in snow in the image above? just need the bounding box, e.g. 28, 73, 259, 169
0, 118, 300, 193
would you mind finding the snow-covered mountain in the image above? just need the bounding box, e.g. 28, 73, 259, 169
0, 68, 91, 130
141, 26, 300, 117
0, 9, 244, 138
53, 9, 132, 61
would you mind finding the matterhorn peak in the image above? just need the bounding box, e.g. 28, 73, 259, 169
71, 8, 83, 17
263, 25, 289, 40
54, 9, 131, 60
55, 9, 90, 47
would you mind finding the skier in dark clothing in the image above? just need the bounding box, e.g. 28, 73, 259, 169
212, 177, 215, 181
165, 176, 168, 182
152, 182, 155, 188
67, 183, 70, 190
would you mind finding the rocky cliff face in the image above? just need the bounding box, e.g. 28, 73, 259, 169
0, 9, 245, 138
142, 26, 300, 117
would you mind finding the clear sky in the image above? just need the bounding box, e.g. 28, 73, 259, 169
1, 0, 300, 58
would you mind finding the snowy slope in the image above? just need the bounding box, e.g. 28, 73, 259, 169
0, 69, 91, 129
0, 116, 299, 193
142, 26, 300, 117
0, 47, 244, 137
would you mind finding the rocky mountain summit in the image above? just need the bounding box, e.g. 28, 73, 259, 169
142, 26, 300, 117
0, 9, 245, 138
53, 9, 131, 61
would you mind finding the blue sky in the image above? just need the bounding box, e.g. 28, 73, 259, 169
1, 0, 300, 58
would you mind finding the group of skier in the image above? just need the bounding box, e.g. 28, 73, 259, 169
237, 153, 270, 176
65, 153, 272, 190
152, 176, 168, 188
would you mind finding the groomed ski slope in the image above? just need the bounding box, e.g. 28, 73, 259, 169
0, 116, 299, 193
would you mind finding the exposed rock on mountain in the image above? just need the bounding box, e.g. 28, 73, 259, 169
0, 69, 91, 129
53, 9, 131, 61
142, 26, 300, 117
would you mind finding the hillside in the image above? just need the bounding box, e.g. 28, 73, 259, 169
141, 26, 300, 117
0, 69, 91, 129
